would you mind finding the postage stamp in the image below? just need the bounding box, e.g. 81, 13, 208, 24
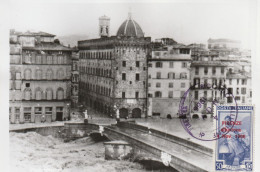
215, 105, 254, 171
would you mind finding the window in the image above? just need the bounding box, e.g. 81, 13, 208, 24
57, 69, 64, 80
204, 67, 208, 75
122, 73, 126, 80
221, 67, 225, 74
15, 81, 21, 90
181, 83, 185, 88
36, 70, 42, 80
180, 49, 190, 54
35, 107, 42, 115
24, 107, 31, 122
136, 61, 140, 67
148, 63, 152, 67
155, 91, 162, 98
122, 92, 125, 98
242, 79, 247, 85
242, 96, 245, 103
156, 72, 161, 79
45, 107, 52, 115
122, 61, 126, 67
212, 67, 216, 75
235, 96, 240, 101
135, 92, 139, 98
35, 88, 43, 100
156, 82, 161, 88
168, 72, 175, 79
180, 73, 187, 79
168, 91, 173, 98
229, 79, 232, 85
136, 73, 140, 81
46, 88, 53, 100
57, 88, 64, 100
204, 91, 207, 98
148, 75, 151, 79
236, 88, 239, 94
155, 62, 163, 68
24, 88, 31, 100
204, 79, 208, 86
169, 82, 173, 88
47, 56, 52, 64
169, 62, 174, 68
227, 88, 233, 94
182, 62, 187, 68
24, 69, 31, 80
241, 88, 246, 95
46, 69, 53, 80
148, 93, 153, 97
36, 55, 41, 64
195, 67, 199, 75
148, 83, 151, 87
237, 79, 239, 85
195, 91, 199, 100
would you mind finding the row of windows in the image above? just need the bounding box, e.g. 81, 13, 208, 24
122, 61, 141, 67
80, 83, 111, 97
148, 91, 185, 98
148, 82, 186, 88
149, 72, 188, 79
193, 78, 225, 87
80, 66, 112, 77
80, 51, 113, 60
22, 87, 65, 100
121, 91, 139, 98
228, 79, 247, 85
150, 62, 188, 68
22, 68, 67, 80
195, 66, 225, 75
227, 87, 247, 95
23, 55, 70, 65
122, 73, 140, 81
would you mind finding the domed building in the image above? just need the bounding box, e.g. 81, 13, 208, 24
78, 13, 151, 118
116, 14, 144, 37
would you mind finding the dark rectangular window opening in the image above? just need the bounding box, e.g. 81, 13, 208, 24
136, 61, 140, 67
136, 73, 140, 81
122, 92, 125, 98
26, 83, 30, 87
135, 92, 139, 98
122, 61, 126, 67
122, 73, 126, 80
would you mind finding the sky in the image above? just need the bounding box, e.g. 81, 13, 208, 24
9, 0, 256, 49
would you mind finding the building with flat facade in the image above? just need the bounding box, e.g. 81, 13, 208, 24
78, 14, 151, 118
9, 30, 72, 124
147, 44, 191, 118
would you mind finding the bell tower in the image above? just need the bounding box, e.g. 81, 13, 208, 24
99, 15, 110, 37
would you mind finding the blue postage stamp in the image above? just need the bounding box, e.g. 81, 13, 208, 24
215, 105, 254, 171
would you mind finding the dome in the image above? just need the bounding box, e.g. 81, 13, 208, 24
116, 14, 144, 37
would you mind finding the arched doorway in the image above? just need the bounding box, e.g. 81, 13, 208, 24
119, 108, 128, 118
167, 114, 172, 119
192, 114, 199, 119
132, 108, 141, 118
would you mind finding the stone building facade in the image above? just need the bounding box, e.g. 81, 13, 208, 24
147, 44, 191, 118
71, 52, 79, 108
9, 30, 72, 124
78, 14, 151, 118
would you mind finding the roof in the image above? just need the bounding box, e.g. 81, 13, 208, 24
191, 61, 227, 67
208, 38, 241, 43
22, 42, 72, 51
18, 31, 55, 37
117, 14, 144, 37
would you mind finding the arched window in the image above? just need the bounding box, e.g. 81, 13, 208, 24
57, 56, 63, 64
180, 72, 187, 79
35, 87, 43, 100
57, 69, 64, 79
155, 91, 162, 98
53, 56, 57, 64
36, 55, 41, 64
35, 69, 42, 80
57, 87, 64, 100
46, 69, 53, 80
46, 88, 53, 100
168, 72, 175, 79
47, 56, 52, 64
24, 69, 32, 80
24, 88, 32, 100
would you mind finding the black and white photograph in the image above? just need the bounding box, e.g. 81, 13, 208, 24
0, 0, 259, 171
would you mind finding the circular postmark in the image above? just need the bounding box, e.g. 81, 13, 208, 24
179, 83, 238, 141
